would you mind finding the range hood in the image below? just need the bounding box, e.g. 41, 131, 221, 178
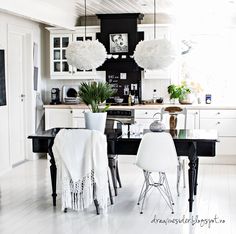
96, 13, 144, 72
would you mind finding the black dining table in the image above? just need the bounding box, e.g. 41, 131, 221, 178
28, 128, 218, 213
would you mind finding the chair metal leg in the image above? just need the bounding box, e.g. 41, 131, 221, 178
137, 171, 175, 214
157, 172, 174, 214
137, 175, 146, 205
140, 171, 150, 214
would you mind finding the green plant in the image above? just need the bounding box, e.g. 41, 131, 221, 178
78, 82, 115, 113
168, 84, 191, 100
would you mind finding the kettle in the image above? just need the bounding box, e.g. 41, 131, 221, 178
149, 112, 165, 132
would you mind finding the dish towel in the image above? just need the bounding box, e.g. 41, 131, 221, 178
52, 129, 109, 212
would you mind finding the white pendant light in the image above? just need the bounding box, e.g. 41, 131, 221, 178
66, 0, 107, 70
134, 0, 176, 70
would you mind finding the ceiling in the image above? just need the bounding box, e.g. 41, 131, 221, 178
75, 0, 174, 16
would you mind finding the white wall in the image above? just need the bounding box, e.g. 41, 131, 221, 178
0, 0, 76, 29
0, 12, 44, 175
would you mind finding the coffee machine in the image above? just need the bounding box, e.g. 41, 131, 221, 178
50, 88, 61, 104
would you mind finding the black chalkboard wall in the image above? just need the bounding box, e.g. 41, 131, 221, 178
0, 50, 6, 106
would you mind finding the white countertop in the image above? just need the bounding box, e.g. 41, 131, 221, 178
43, 103, 236, 110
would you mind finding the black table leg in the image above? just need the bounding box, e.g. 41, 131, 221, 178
48, 139, 57, 206
194, 157, 199, 196
188, 142, 197, 213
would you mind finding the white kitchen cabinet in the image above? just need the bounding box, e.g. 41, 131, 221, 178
48, 26, 99, 80
71, 109, 86, 128
50, 34, 73, 77
138, 24, 172, 80
200, 110, 236, 155
135, 109, 199, 131
45, 108, 86, 130
161, 110, 199, 129
45, 108, 74, 130
135, 109, 160, 130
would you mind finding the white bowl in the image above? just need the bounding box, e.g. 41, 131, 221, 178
114, 98, 124, 104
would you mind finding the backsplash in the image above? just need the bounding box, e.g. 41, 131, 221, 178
141, 78, 171, 102
42, 73, 171, 104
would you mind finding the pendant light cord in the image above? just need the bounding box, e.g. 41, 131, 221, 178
84, 0, 87, 39
154, 0, 156, 39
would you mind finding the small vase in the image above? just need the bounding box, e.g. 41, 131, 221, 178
179, 94, 194, 105
170, 98, 179, 104
84, 112, 107, 133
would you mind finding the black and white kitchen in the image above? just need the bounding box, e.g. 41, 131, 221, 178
0, 1, 236, 233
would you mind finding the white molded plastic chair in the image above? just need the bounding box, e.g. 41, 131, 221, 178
136, 132, 178, 214
161, 107, 187, 196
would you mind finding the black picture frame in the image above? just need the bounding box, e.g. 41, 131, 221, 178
109, 33, 128, 53
0, 49, 6, 106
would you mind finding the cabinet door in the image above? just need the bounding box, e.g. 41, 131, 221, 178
135, 118, 153, 132
50, 34, 73, 77
187, 110, 199, 129
161, 110, 199, 130
45, 109, 73, 130
71, 109, 85, 128
200, 118, 236, 137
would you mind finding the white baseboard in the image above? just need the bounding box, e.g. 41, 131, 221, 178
0, 166, 12, 177
200, 155, 236, 165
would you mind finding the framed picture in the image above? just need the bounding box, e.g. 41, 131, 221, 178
109, 33, 128, 53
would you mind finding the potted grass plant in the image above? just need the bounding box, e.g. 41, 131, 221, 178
78, 81, 114, 132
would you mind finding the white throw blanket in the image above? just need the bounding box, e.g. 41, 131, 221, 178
52, 129, 109, 212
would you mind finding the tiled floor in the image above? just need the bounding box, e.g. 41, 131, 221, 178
0, 159, 235, 234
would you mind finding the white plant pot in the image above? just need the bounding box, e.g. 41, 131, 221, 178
84, 111, 107, 133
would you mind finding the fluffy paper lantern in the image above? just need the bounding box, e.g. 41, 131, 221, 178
134, 38, 176, 70
66, 40, 107, 70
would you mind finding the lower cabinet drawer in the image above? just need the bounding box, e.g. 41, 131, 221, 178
135, 109, 160, 119
200, 110, 236, 119
200, 119, 236, 137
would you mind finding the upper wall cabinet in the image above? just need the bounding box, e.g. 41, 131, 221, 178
48, 26, 99, 80
137, 24, 172, 80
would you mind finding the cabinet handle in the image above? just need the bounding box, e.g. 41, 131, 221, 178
70, 110, 73, 114
69, 71, 72, 74
145, 112, 148, 114
72, 71, 75, 74
195, 112, 198, 115
217, 121, 221, 125
217, 112, 220, 115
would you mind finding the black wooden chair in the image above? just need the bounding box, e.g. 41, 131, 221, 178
106, 118, 122, 196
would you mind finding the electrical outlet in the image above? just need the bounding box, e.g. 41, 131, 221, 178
131, 84, 138, 90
